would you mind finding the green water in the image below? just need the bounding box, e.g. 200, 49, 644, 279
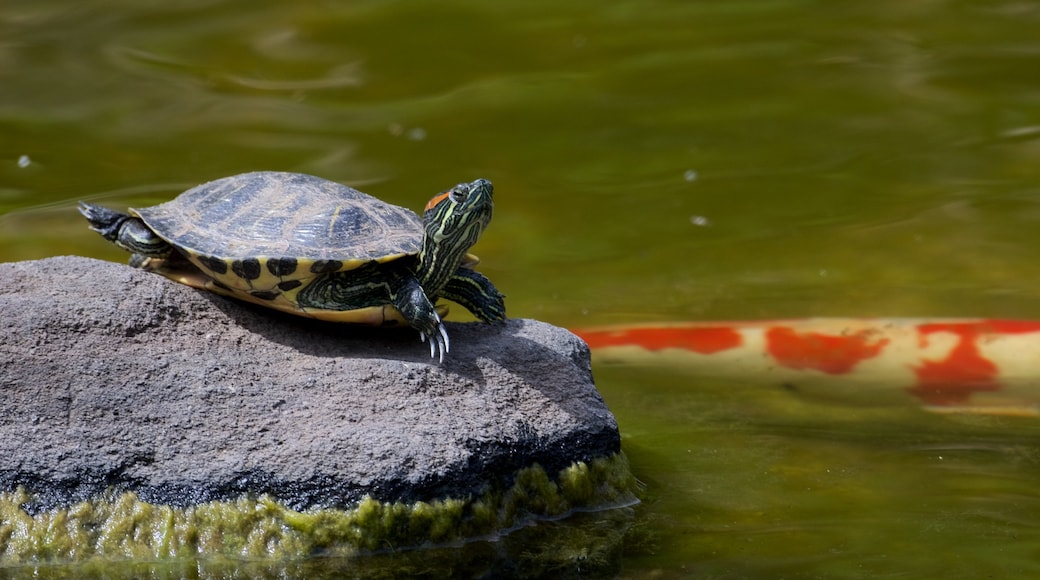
4, 0, 1040, 577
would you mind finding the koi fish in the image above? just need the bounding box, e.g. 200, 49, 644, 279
572, 318, 1040, 416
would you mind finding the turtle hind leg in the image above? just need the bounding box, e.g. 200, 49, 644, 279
128, 253, 151, 268
78, 202, 171, 258
441, 268, 506, 323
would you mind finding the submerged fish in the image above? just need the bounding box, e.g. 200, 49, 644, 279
573, 318, 1040, 416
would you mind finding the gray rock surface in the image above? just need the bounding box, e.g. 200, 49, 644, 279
0, 256, 619, 513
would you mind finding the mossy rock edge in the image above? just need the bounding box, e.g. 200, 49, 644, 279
0, 453, 637, 565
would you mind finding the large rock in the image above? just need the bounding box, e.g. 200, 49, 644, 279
0, 256, 619, 513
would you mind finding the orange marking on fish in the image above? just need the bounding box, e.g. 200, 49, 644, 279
905, 321, 1028, 406
425, 191, 451, 212
576, 326, 743, 354
765, 326, 889, 375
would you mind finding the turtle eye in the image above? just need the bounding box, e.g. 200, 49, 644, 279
448, 184, 468, 204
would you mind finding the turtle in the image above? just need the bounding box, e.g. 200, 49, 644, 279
78, 171, 505, 362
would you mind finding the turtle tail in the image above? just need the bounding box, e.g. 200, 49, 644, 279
78, 202, 172, 258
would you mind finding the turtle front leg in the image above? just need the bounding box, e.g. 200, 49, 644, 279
441, 268, 506, 323
78, 203, 171, 258
391, 276, 450, 362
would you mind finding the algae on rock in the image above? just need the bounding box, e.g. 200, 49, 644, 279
0, 454, 637, 564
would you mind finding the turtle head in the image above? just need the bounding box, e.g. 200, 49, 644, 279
417, 178, 494, 290
423, 178, 494, 244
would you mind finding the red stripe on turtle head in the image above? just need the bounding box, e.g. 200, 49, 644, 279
425, 191, 451, 212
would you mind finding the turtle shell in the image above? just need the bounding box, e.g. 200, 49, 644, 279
132, 171, 449, 323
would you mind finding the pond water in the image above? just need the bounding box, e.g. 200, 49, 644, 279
4, 0, 1040, 577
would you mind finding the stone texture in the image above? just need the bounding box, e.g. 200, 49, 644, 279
0, 257, 619, 513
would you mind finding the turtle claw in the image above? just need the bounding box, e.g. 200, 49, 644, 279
417, 317, 450, 364
395, 279, 451, 362
431, 323, 450, 364
438, 324, 450, 356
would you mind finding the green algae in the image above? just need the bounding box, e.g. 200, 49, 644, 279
0, 453, 636, 567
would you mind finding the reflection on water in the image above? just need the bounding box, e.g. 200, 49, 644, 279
3, 0, 1040, 576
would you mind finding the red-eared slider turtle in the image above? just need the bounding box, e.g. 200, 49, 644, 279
78, 171, 505, 362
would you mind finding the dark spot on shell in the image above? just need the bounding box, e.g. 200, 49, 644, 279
198, 255, 228, 275
277, 280, 302, 291
232, 258, 262, 280
267, 257, 298, 277
250, 289, 280, 301
310, 259, 343, 274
